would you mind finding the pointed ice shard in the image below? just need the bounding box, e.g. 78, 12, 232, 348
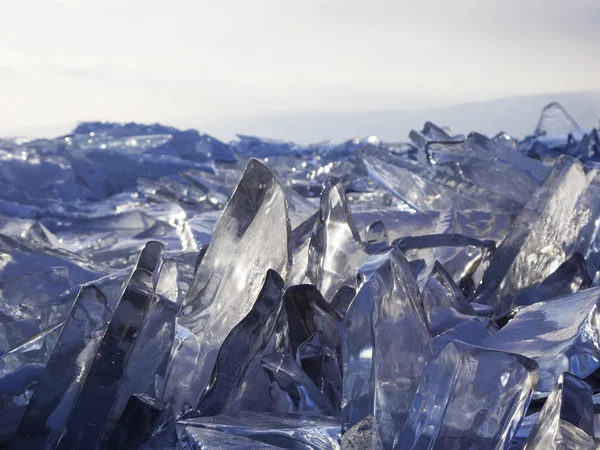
535, 102, 580, 137
371, 248, 433, 448
493, 131, 518, 150
178, 411, 341, 450
419, 261, 477, 336
397, 341, 539, 450
341, 270, 376, 432
260, 352, 338, 417
296, 332, 342, 410
166, 159, 292, 412
483, 287, 600, 397
524, 373, 595, 450
103, 258, 182, 438
330, 285, 356, 317
365, 220, 388, 253
198, 270, 285, 416
283, 285, 340, 359
306, 177, 370, 302
475, 155, 600, 315
9, 286, 111, 449
52, 241, 163, 449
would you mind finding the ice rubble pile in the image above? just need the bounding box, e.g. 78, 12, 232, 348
1, 103, 600, 449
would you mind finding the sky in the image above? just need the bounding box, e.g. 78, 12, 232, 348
0, 0, 599, 140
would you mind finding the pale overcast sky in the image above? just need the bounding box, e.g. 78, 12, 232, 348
0, 0, 599, 139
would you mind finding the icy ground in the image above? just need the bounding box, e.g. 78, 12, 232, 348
1, 102, 600, 449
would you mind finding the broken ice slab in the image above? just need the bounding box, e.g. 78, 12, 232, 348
362, 148, 522, 213
0, 216, 60, 249
475, 155, 600, 315
0, 267, 72, 354
396, 340, 539, 450
9, 286, 112, 449
178, 427, 281, 449
419, 261, 477, 336
351, 209, 513, 246
393, 233, 496, 254
432, 317, 499, 353
0, 233, 102, 352
427, 132, 548, 185
305, 177, 370, 302
371, 248, 433, 448
167, 159, 291, 413
283, 285, 341, 358
0, 232, 101, 282
198, 270, 285, 416
0, 323, 62, 446
178, 411, 341, 450
394, 232, 495, 293
523, 372, 595, 450
513, 252, 591, 307
53, 242, 163, 450
482, 287, 600, 397
260, 352, 339, 417
296, 331, 342, 410
341, 415, 383, 450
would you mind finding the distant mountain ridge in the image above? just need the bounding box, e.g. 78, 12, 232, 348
2, 91, 599, 145
198, 90, 600, 144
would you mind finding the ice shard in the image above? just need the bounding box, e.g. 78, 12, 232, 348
524, 373, 595, 450
397, 341, 539, 450
341, 265, 376, 432
166, 159, 292, 412
475, 155, 600, 315
419, 261, 477, 336
103, 257, 182, 438
52, 241, 164, 449
365, 220, 388, 252
483, 287, 600, 397
296, 331, 342, 410
371, 248, 433, 448
283, 284, 340, 358
330, 285, 356, 317
198, 270, 285, 416
9, 286, 111, 449
535, 102, 581, 137
260, 352, 338, 417
104, 394, 165, 450
178, 411, 341, 450
305, 177, 370, 302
